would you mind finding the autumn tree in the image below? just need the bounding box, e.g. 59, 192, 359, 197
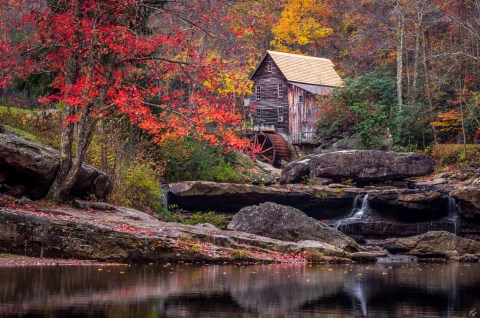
271, 0, 333, 53
0, 0, 249, 202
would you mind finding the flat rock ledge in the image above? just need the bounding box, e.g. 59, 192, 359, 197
167, 181, 360, 213
0, 201, 351, 263
385, 231, 480, 259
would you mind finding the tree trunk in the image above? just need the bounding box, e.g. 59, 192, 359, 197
421, 25, 438, 143
396, 0, 404, 110
55, 105, 97, 200
46, 57, 77, 202
460, 81, 468, 154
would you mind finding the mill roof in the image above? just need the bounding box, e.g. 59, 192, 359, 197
252, 50, 344, 87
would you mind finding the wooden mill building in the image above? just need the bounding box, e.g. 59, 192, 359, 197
246, 50, 343, 165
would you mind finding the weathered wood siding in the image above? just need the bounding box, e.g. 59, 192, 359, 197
288, 86, 318, 144
250, 54, 330, 144
250, 56, 289, 132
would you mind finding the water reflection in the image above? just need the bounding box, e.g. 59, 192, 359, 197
1, 263, 480, 317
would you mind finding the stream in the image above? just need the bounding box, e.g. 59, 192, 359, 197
2, 263, 480, 317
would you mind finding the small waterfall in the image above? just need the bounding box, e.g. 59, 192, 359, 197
351, 194, 369, 220
447, 197, 460, 235
351, 195, 362, 213
334, 194, 370, 230
160, 185, 169, 209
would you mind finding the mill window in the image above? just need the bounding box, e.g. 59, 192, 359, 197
267, 62, 273, 73
278, 107, 284, 122
278, 83, 284, 98
255, 85, 261, 100
298, 95, 304, 104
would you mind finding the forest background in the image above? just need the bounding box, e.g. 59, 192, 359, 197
0, 0, 479, 214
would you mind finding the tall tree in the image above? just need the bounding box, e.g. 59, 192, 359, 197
0, 0, 249, 202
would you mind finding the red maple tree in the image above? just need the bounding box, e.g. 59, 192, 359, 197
0, 0, 250, 202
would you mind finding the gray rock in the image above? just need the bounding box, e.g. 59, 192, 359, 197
167, 181, 357, 214
228, 202, 361, 252
255, 160, 282, 178
73, 199, 115, 210
294, 240, 347, 257
0, 133, 59, 187
449, 173, 468, 181
368, 189, 447, 214
314, 177, 333, 185
279, 157, 311, 184
0, 204, 352, 262
451, 187, 480, 219
195, 223, 219, 230
310, 150, 435, 182
431, 178, 448, 185
350, 251, 388, 262
460, 254, 479, 262
437, 173, 452, 178
0, 133, 111, 199
384, 231, 480, 257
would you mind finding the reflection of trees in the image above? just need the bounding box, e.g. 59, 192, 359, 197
225, 265, 346, 316
1, 264, 480, 317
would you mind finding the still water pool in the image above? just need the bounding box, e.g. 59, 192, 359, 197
1, 262, 480, 317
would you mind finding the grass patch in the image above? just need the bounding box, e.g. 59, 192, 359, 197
4, 125, 44, 144
184, 211, 230, 230
0, 105, 33, 115
229, 249, 251, 260
0, 104, 61, 148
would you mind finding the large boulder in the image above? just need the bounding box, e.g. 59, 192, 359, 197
282, 150, 435, 184
311, 150, 435, 182
384, 231, 480, 257
279, 157, 311, 184
227, 202, 362, 252
451, 186, 480, 219
0, 133, 111, 199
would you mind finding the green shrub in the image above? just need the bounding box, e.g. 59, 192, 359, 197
109, 161, 162, 212
230, 249, 251, 260
184, 211, 230, 229
156, 207, 182, 222
432, 144, 480, 168
302, 250, 325, 263
317, 71, 396, 149
159, 137, 243, 183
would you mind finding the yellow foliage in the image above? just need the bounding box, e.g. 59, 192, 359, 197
431, 110, 461, 132
271, 0, 333, 50
202, 52, 252, 96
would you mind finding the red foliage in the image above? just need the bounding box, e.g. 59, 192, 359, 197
474, 128, 480, 144
0, 0, 250, 152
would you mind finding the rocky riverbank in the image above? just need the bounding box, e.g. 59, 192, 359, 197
2, 133, 480, 264
2, 193, 480, 264
0, 195, 356, 264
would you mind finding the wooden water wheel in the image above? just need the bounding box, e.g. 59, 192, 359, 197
251, 132, 290, 167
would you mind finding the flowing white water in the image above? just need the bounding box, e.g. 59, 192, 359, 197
447, 197, 460, 235
351, 194, 369, 220
334, 194, 370, 230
